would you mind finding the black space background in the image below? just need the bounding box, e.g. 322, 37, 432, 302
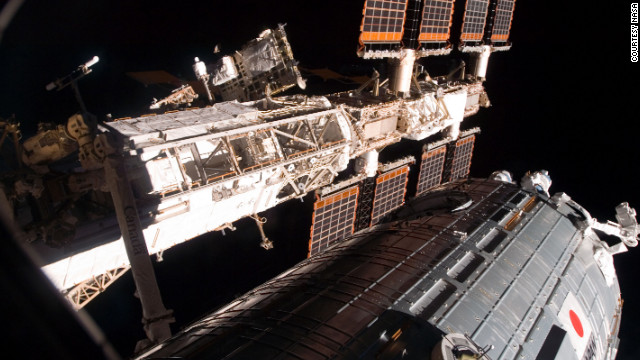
1, 1, 640, 358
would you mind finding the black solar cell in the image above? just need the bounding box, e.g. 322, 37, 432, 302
371, 166, 409, 225
309, 186, 359, 257
360, 0, 408, 43
419, 0, 455, 43
449, 135, 475, 181
416, 146, 446, 196
491, 0, 516, 43
460, 0, 489, 42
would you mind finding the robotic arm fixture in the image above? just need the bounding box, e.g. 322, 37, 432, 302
517, 170, 639, 251
45, 56, 99, 114
591, 202, 640, 249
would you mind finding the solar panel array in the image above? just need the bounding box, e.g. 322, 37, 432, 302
449, 135, 475, 181
418, 0, 455, 43
360, 0, 409, 44
370, 166, 409, 225
309, 186, 359, 257
460, 0, 490, 42
359, 0, 518, 54
490, 0, 516, 42
416, 146, 447, 196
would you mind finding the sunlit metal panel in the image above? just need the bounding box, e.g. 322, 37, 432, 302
370, 166, 409, 225
416, 145, 446, 196
309, 186, 359, 257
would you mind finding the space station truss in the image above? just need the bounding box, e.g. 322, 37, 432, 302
37, 69, 487, 305
150, 85, 198, 110
63, 265, 131, 310
329, 93, 405, 154
43, 99, 356, 291
330, 85, 474, 147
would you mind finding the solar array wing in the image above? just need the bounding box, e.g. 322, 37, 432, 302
416, 146, 446, 196
449, 135, 475, 181
418, 0, 455, 43
490, 0, 516, 43
370, 166, 409, 226
360, 0, 409, 44
460, 0, 490, 42
309, 186, 359, 257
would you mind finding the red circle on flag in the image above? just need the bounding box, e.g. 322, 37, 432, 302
569, 310, 584, 337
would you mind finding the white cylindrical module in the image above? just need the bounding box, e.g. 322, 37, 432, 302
445, 121, 460, 140
472, 45, 492, 80
389, 49, 416, 94
193, 57, 208, 79
84, 56, 100, 69
520, 170, 552, 196
355, 150, 379, 177
491, 170, 514, 183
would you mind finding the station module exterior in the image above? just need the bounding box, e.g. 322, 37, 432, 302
136, 178, 629, 360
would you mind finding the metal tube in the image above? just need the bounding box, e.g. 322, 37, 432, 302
472, 45, 492, 80
104, 156, 174, 350
388, 49, 416, 94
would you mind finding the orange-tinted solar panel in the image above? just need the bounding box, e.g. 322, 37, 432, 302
360, 0, 409, 43
416, 146, 446, 196
309, 186, 359, 257
449, 135, 475, 181
491, 0, 516, 42
370, 166, 409, 225
460, 0, 489, 42
418, 0, 455, 43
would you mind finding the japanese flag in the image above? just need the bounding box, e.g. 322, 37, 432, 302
558, 292, 593, 359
